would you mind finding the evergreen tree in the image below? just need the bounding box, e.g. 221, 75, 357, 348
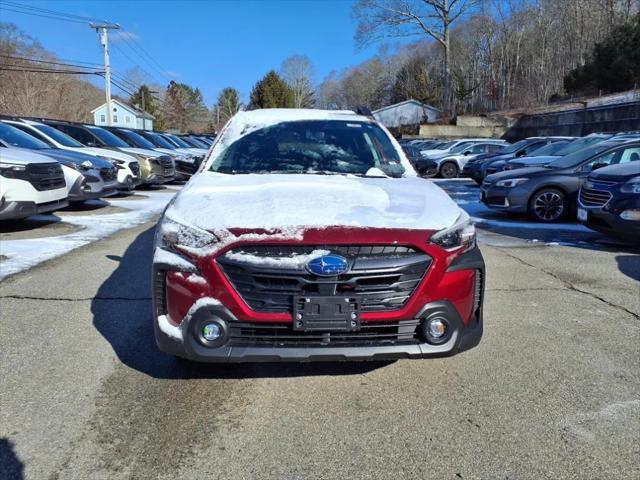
161, 80, 209, 131
249, 71, 295, 109
564, 16, 640, 95
130, 85, 164, 129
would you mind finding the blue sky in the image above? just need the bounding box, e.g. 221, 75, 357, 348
1, 0, 396, 105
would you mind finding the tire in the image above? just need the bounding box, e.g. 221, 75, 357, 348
529, 188, 567, 222
439, 162, 459, 179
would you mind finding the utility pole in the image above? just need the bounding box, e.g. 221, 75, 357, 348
90, 22, 120, 126
140, 88, 159, 130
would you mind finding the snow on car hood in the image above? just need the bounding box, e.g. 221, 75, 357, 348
165, 172, 462, 232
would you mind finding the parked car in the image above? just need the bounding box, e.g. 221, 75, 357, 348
0, 148, 68, 220
138, 131, 201, 179
481, 140, 638, 222
101, 127, 180, 185
463, 137, 569, 184
179, 135, 211, 150
578, 158, 640, 238
423, 141, 507, 178
0, 122, 118, 202
505, 134, 613, 170
486, 138, 575, 175
420, 138, 506, 158
3, 118, 143, 191
152, 109, 484, 362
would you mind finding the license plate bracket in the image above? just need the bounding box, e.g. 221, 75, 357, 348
293, 296, 360, 332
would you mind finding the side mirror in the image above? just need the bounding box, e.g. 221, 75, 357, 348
590, 162, 608, 171
515, 150, 526, 157
463, 150, 472, 155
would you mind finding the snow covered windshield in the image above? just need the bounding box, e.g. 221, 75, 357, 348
209, 120, 405, 177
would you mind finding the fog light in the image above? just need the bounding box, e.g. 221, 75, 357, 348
428, 318, 446, 338
620, 209, 640, 221
202, 323, 221, 341
423, 316, 451, 345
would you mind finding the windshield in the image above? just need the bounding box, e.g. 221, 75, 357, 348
118, 130, 157, 149
165, 134, 191, 148
144, 132, 176, 149
553, 136, 609, 156
548, 143, 618, 169
0, 123, 49, 149
529, 141, 570, 156
87, 126, 130, 148
448, 142, 474, 154
184, 136, 208, 148
209, 120, 405, 177
500, 139, 531, 154
435, 141, 456, 150
32, 123, 84, 147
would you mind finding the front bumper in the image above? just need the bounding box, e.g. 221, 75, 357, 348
581, 199, 640, 238
481, 184, 530, 213
0, 197, 68, 220
154, 300, 483, 362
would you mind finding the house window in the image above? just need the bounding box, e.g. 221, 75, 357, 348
125, 116, 131, 123
100, 114, 105, 122
113, 115, 118, 122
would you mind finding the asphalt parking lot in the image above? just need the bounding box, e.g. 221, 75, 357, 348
1, 180, 639, 479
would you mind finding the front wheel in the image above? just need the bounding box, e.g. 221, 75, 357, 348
529, 188, 566, 222
439, 162, 459, 179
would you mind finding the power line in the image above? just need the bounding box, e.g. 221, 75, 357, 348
0, 65, 102, 75
118, 34, 171, 82
0, 1, 107, 24
0, 54, 103, 70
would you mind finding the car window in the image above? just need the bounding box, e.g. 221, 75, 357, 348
0, 123, 49, 149
470, 144, 489, 153
210, 120, 405, 177
486, 144, 503, 153
32, 123, 85, 147
87, 127, 130, 147
522, 141, 546, 154
9, 124, 54, 146
54, 124, 95, 145
587, 146, 640, 169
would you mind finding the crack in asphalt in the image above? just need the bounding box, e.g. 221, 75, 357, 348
0, 294, 150, 302
495, 246, 640, 320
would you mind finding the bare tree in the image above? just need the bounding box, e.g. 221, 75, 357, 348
353, 0, 480, 113
280, 55, 315, 108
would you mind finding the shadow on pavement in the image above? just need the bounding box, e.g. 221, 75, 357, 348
0, 438, 24, 480
616, 255, 640, 282
0, 214, 61, 233
91, 226, 392, 380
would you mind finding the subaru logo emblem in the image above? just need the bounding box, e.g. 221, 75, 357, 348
306, 254, 348, 277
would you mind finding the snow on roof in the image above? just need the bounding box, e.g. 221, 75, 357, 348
373, 99, 441, 114
91, 99, 154, 119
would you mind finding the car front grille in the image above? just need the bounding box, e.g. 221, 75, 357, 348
175, 159, 199, 175
580, 187, 612, 207
100, 167, 117, 182
217, 245, 432, 314
228, 319, 422, 347
157, 156, 174, 168
26, 162, 65, 191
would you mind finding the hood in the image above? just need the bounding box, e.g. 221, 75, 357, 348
174, 147, 204, 157
485, 166, 549, 183
0, 147, 60, 164
166, 173, 462, 232
589, 162, 640, 181
76, 146, 139, 163
37, 148, 113, 168
152, 147, 183, 158
119, 147, 164, 158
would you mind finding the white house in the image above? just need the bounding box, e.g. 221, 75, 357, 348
373, 99, 440, 128
92, 100, 154, 130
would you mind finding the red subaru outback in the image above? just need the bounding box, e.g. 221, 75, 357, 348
153, 109, 484, 362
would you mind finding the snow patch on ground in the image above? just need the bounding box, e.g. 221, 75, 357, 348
0, 190, 176, 281
224, 249, 331, 269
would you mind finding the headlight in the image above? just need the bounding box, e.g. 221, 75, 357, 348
495, 178, 528, 188
620, 176, 640, 194
81, 160, 94, 170
430, 211, 476, 252
155, 216, 218, 254
0, 162, 28, 180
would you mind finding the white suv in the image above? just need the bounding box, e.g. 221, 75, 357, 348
0, 148, 68, 220
5, 119, 141, 190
